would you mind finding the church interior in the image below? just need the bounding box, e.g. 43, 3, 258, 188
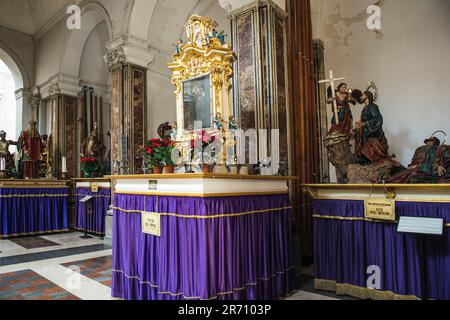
0, 0, 449, 302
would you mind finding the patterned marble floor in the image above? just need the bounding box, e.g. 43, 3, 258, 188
0, 232, 343, 301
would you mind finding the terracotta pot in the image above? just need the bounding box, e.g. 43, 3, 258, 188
152, 166, 164, 174
202, 165, 211, 173
164, 166, 175, 174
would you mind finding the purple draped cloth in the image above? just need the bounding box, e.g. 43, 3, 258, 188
75, 187, 111, 235
112, 194, 295, 300
0, 187, 69, 238
314, 199, 450, 300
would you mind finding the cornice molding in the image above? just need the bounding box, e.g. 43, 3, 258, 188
104, 34, 154, 69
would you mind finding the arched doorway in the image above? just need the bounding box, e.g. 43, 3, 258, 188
0, 47, 25, 143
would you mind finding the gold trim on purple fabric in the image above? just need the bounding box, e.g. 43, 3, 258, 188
313, 214, 450, 227
112, 206, 292, 219
315, 279, 420, 300
112, 266, 295, 300
75, 194, 111, 199
0, 194, 69, 198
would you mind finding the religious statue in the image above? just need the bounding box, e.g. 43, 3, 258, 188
18, 120, 44, 179
228, 116, 238, 131
387, 133, 450, 183
327, 83, 356, 137
351, 88, 399, 167
39, 134, 51, 178
175, 39, 183, 55
0, 130, 18, 176
158, 122, 173, 141
80, 124, 106, 176
217, 30, 226, 45
213, 112, 225, 131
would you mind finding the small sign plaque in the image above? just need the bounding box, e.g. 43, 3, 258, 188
142, 212, 161, 237
148, 180, 158, 191
398, 217, 444, 236
90, 182, 99, 193
364, 198, 396, 221
80, 196, 93, 203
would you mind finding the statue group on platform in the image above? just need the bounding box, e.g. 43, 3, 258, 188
80, 124, 107, 178
322, 74, 449, 184
0, 121, 46, 179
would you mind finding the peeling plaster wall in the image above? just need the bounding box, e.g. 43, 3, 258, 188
312, 0, 450, 181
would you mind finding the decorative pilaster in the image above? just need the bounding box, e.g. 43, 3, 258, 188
231, 0, 290, 175
104, 35, 153, 174
48, 83, 78, 179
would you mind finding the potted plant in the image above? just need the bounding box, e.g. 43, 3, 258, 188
144, 138, 165, 174
80, 157, 99, 178
144, 138, 176, 174
191, 130, 219, 173
162, 140, 176, 174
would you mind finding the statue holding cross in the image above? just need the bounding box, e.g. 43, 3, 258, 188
319, 70, 356, 137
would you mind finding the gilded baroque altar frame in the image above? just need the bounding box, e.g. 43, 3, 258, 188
168, 15, 236, 138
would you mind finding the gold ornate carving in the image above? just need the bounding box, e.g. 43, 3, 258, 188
303, 187, 319, 200
168, 15, 237, 135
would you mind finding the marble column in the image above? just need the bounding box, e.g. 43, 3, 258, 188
230, 0, 290, 175
104, 35, 153, 175
46, 83, 78, 179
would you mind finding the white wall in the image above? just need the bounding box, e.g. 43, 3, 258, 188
312, 0, 450, 181
79, 21, 109, 86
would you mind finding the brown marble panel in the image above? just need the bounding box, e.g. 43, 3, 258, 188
132, 68, 145, 174
110, 68, 121, 167
236, 12, 256, 132
274, 15, 288, 166
65, 96, 77, 178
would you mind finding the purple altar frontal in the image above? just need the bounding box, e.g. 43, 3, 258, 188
73, 179, 111, 236
0, 180, 70, 238
305, 184, 450, 300
111, 174, 295, 301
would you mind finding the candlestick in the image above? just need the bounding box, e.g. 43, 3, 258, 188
62, 156, 67, 173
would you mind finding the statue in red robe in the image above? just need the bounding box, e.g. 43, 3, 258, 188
18, 120, 43, 179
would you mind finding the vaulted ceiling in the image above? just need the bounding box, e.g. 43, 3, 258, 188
0, 0, 73, 35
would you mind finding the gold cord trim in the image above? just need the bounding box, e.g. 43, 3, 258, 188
0, 194, 69, 199
113, 266, 295, 300
313, 214, 450, 227
112, 206, 292, 219
75, 194, 111, 199
314, 279, 420, 300
0, 229, 70, 239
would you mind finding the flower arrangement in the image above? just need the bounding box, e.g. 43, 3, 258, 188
144, 138, 176, 173
80, 157, 99, 178
190, 130, 220, 171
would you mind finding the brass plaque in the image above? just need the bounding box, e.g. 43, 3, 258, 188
142, 212, 161, 237
364, 198, 396, 221
90, 183, 99, 193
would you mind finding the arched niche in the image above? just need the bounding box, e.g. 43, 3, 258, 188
59, 2, 112, 81
0, 46, 28, 140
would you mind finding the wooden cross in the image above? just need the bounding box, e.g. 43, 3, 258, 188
319, 70, 346, 125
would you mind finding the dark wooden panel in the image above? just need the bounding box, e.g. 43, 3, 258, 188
286, 0, 320, 259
